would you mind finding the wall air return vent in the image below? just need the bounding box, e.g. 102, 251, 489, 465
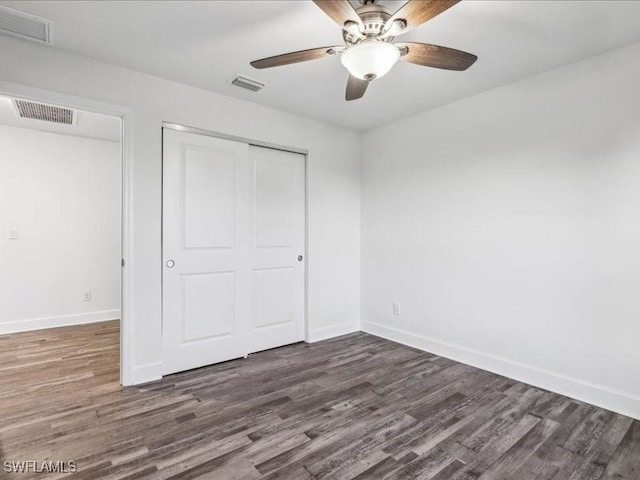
13, 100, 75, 125
0, 5, 54, 45
230, 75, 266, 93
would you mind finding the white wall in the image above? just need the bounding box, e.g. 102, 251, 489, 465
361, 42, 640, 419
0, 125, 121, 333
5, 21, 637, 420
0, 35, 361, 383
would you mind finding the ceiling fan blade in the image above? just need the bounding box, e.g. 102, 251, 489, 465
400, 42, 477, 71
313, 0, 363, 29
346, 75, 368, 101
251, 46, 339, 69
385, 0, 460, 35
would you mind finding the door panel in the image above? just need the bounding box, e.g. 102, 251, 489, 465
183, 146, 235, 249
182, 272, 235, 341
255, 159, 293, 247
163, 129, 305, 375
254, 267, 294, 328
249, 146, 305, 353
162, 129, 250, 375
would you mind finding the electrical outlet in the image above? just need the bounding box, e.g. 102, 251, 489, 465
8, 227, 18, 240
83, 290, 92, 302
392, 302, 400, 316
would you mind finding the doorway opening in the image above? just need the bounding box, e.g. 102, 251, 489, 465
0, 94, 124, 394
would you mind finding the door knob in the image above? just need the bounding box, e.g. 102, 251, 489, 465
297, 255, 303, 262
166, 260, 175, 268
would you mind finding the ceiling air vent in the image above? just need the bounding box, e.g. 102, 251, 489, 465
13, 100, 74, 125
230, 75, 265, 93
0, 5, 54, 44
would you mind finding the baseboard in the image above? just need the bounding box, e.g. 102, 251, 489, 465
132, 322, 360, 385
131, 361, 163, 385
0, 309, 121, 335
131, 321, 360, 385
307, 320, 360, 343
361, 321, 640, 421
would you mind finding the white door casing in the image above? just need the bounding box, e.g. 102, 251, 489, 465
162, 128, 305, 375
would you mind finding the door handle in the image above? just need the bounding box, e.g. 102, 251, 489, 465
297, 255, 303, 262
166, 260, 175, 268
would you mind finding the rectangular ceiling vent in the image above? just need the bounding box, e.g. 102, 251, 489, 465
230, 75, 265, 93
0, 5, 54, 45
13, 100, 74, 125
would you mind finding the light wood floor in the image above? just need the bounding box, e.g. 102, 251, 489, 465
0, 321, 638, 479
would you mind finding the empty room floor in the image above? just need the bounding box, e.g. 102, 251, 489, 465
0, 323, 638, 479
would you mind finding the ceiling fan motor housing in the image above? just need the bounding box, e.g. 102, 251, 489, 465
343, 2, 393, 45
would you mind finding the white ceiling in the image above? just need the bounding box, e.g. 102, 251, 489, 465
2, 1, 640, 131
0, 96, 121, 142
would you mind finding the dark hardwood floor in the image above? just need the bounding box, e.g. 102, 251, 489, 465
0, 321, 638, 479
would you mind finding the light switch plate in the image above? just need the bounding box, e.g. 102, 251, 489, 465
8, 228, 19, 240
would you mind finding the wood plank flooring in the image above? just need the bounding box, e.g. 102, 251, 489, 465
0, 321, 639, 479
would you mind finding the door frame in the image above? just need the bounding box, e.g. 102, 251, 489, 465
0, 81, 135, 385
160, 122, 311, 363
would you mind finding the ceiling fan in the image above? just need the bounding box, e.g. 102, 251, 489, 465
250, 0, 477, 101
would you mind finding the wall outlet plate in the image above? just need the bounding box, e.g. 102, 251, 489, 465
392, 302, 400, 316
83, 291, 92, 302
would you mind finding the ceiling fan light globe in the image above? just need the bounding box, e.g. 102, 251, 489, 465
340, 40, 400, 81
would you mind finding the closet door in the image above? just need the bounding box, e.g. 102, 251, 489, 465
162, 129, 251, 375
247, 146, 306, 353
162, 129, 305, 375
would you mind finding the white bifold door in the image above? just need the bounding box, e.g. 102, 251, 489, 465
162, 128, 305, 375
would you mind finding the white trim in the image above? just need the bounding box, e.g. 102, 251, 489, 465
0, 80, 134, 387
162, 122, 308, 155
307, 321, 360, 343
131, 362, 163, 385
0, 310, 120, 335
361, 321, 640, 421
119, 100, 134, 386
304, 151, 310, 345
